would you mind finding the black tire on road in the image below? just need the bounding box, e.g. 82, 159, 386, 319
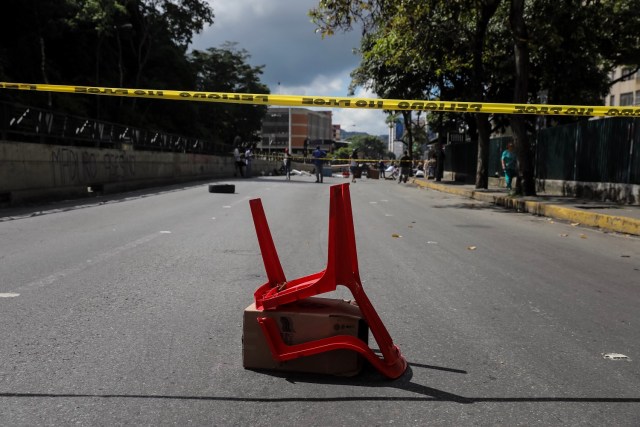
208, 184, 235, 194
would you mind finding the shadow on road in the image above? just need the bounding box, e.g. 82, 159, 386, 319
0, 176, 331, 222
2, 363, 639, 404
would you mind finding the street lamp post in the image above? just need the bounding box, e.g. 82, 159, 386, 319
278, 82, 292, 154
288, 108, 292, 154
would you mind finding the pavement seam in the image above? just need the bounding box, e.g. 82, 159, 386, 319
411, 179, 640, 236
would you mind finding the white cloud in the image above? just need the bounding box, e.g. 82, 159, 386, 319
206, 0, 278, 24
332, 108, 389, 137
191, 0, 391, 135
330, 87, 390, 136
276, 75, 389, 136
279, 71, 349, 96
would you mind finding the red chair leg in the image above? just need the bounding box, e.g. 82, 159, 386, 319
249, 198, 287, 309
258, 316, 407, 380
250, 184, 408, 379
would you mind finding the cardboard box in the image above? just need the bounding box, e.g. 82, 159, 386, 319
242, 297, 369, 376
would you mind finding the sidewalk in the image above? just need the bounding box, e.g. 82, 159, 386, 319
410, 178, 640, 237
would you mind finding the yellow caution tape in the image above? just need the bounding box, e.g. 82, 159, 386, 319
2, 82, 640, 117
281, 155, 416, 164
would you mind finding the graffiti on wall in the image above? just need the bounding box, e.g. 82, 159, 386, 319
51, 148, 135, 185
102, 152, 136, 179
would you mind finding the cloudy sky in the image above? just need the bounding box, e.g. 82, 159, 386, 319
189, 0, 390, 136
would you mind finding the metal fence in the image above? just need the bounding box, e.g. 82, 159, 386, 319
443, 117, 640, 185
0, 101, 230, 155
536, 118, 640, 184
444, 140, 477, 179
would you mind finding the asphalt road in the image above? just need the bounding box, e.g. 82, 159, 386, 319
1, 175, 639, 426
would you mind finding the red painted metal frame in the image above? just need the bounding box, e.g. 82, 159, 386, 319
249, 183, 407, 379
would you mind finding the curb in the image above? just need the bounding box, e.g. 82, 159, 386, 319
411, 179, 640, 236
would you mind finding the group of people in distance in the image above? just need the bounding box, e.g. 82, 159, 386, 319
231, 139, 449, 184
231, 138, 516, 193
232, 140, 253, 178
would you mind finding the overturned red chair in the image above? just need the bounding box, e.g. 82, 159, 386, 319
249, 183, 407, 379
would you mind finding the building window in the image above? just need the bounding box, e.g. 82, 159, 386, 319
609, 95, 615, 106
621, 67, 635, 81
620, 92, 634, 106
636, 90, 640, 106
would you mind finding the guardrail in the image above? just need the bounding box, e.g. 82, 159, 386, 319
0, 101, 230, 155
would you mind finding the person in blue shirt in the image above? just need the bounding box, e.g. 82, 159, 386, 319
378, 159, 386, 179
501, 142, 517, 192
312, 146, 326, 183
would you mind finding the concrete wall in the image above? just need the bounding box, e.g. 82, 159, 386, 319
486, 176, 640, 205
535, 179, 640, 205
448, 172, 640, 205
0, 141, 279, 205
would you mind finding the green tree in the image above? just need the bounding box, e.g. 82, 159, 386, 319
107, 0, 215, 91
189, 43, 270, 144
311, 0, 502, 188
73, 0, 131, 118
0, 0, 83, 107
0, 0, 277, 149
332, 147, 352, 162
311, 0, 640, 196
347, 134, 386, 160
343, 3, 443, 162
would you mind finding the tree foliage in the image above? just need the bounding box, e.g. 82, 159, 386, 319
190, 43, 269, 143
346, 134, 387, 159
311, 0, 640, 194
0, 0, 269, 145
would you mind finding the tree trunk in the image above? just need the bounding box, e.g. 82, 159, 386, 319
475, 114, 491, 188
95, 34, 103, 119
510, 0, 536, 196
402, 110, 413, 160
39, 37, 52, 108
471, 0, 502, 189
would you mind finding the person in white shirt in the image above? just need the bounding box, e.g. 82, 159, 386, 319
244, 147, 253, 177
233, 146, 244, 177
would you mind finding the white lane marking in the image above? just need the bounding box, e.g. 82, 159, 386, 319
385, 214, 394, 217
160, 231, 172, 234
19, 232, 161, 291
427, 241, 438, 244
603, 353, 631, 361
212, 217, 216, 220
223, 206, 231, 209
0, 293, 20, 298
369, 201, 378, 204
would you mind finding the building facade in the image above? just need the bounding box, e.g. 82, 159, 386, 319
259, 107, 333, 154
332, 124, 341, 141
605, 66, 640, 107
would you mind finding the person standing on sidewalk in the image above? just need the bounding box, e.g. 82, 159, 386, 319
245, 146, 253, 178
283, 148, 292, 180
501, 142, 517, 192
378, 158, 386, 179
233, 136, 244, 177
350, 154, 358, 183
312, 146, 326, 183
425, 153, 436, 179
434, 143, 446, 182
